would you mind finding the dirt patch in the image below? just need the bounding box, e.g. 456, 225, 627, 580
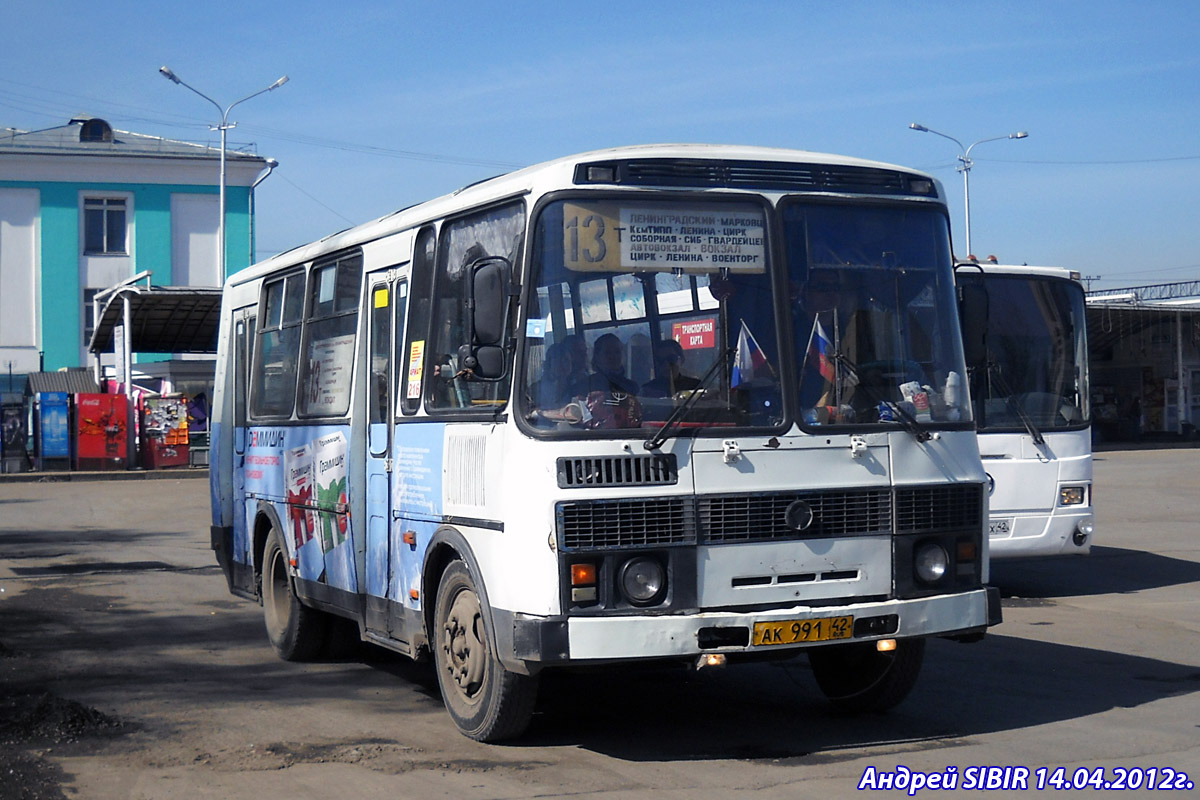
0, 686, 126, 800
0, 750, 69, 800
0, 692, 124, 747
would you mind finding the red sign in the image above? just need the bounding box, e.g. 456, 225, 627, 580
672, 318, 716, 350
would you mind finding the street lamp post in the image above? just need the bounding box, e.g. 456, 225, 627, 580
159, 67, 288, 280
909, 123, 1028, 257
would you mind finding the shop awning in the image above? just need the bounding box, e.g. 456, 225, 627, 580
89, 285, 223, 355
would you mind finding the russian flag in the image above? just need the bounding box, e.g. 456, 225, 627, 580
732, 321, 769, 388
801, 318, 836, 407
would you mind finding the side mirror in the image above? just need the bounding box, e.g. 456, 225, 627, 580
458, 256, 514, 381
957, 280, 989, 369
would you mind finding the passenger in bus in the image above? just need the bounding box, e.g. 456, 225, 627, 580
561, 333, 590, 399
535, 342, 576, 408
587, 333, 638, 396
641, 339, 701, 398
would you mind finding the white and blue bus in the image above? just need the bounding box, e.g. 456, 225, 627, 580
955, 263, 1093, 557
209, 144, 1001, 741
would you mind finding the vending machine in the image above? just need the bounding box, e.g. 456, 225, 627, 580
74, 393, 127, 470
1, 392, 29, 474
35, 391, 71, 471
141, 396, 189, 469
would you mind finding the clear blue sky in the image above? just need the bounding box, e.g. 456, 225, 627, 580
3, 0, 1198, 290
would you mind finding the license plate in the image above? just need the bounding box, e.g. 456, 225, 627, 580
752, 615, 853, 647
989, 517, 1014, 536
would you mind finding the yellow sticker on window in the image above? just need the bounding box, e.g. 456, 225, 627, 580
374, 287, 389, 308
406, 340, 425, 400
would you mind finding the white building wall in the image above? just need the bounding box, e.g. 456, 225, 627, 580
0, 187, 40, 373
170, 193, 219, 287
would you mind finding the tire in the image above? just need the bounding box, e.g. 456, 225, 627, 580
808, 637, 925, 713
433, 561, 538, 742
261, 526, 329, 662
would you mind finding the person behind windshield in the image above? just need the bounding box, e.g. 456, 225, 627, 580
641, 339, 701, 398
587, 333, 638, 396
535, 342, 576, 409
560, 333, 590, 399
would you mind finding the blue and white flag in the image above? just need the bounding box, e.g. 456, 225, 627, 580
732, 321, 770, 388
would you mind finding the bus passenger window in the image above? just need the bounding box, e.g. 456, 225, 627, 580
251, 274, 304, 419
298, 253, 362, 418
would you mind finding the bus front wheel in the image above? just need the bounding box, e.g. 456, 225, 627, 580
261, 527, 328, 661
433, 561, 538, 742
808, 637, 925, 712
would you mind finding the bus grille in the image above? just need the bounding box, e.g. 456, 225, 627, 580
557, 498, 696, 549
895, 484, 984, 533
700, 489, 892, 542
557, 454, 678, 488
556, 484, 982, 550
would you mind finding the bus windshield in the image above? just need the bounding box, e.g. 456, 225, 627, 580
966, 273, 1090, 431
783, 203, 970, 428
521, 197, 783, 433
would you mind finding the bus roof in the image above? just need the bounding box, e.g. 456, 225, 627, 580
956, 262, 1082, 282
230, 143, 944, 288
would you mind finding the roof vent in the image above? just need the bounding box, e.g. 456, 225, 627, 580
78, 118, 113, 143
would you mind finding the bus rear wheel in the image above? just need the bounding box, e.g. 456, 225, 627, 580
261, 527, 328, 661
808, 637, 925, 712
433, 561, 538, 742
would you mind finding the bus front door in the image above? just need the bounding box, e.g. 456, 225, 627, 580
364, 275, 408, 639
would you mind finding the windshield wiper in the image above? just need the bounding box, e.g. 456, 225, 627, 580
984, 364, 1045, 446
829, 353, 933, 443
644, 346, 735, 451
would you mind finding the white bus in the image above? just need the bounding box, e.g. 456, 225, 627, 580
209, 144, 1001, 741
955, 263, 1093, 557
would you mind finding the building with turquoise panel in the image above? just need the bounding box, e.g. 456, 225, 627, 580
0, 116, 272, 385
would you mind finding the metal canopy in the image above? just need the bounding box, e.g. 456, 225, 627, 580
89, 285, 223, 354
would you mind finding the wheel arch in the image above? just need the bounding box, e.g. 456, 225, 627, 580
253, 501, 286, 598
421, 526, 512, 667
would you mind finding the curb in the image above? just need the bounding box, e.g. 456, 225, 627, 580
0, 468, 208, 484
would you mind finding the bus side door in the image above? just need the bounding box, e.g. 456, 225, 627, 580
232, 307, 256, 587
364, 274, 408, 637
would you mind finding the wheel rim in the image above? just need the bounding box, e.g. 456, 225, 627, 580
440, 586, 487, 704
264, 543, 290, 636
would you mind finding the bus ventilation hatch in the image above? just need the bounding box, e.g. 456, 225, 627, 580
574, 159, 921, 196
557, 454, 678, 488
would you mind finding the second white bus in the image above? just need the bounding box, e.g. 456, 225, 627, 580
956, 263, 1093, 557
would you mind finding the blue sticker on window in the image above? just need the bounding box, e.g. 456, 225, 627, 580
526, 319, 547, 338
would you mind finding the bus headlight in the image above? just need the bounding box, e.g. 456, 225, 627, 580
914, 543, 948, 584
618, 556, 666, 605
1059, 486, 1086, 506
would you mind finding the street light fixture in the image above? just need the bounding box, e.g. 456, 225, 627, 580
159, 66, 288, 280
909, 123, 1028, 257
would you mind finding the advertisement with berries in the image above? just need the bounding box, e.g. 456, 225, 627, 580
243, 425, 357, 591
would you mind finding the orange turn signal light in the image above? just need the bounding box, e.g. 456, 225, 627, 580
957, 540, 978, 562
571, 563, 597, 586
403, 530, 417, 546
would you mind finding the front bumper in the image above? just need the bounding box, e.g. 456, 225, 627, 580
508, 586, 999, 667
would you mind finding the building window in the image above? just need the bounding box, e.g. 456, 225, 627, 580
83, 288, 101, 346
84, 198, 127, 254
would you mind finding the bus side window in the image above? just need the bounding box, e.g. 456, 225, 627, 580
401, 227, 436, 415
250, 273, 305, 419
426, 202, 525, 412
298, 252, 362, 418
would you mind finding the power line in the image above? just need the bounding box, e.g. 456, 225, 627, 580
276, 174, 355, 225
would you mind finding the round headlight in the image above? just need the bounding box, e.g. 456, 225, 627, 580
1076, 518, 1095, 537
619, 557, 666, 605
914, 542, 949, 584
